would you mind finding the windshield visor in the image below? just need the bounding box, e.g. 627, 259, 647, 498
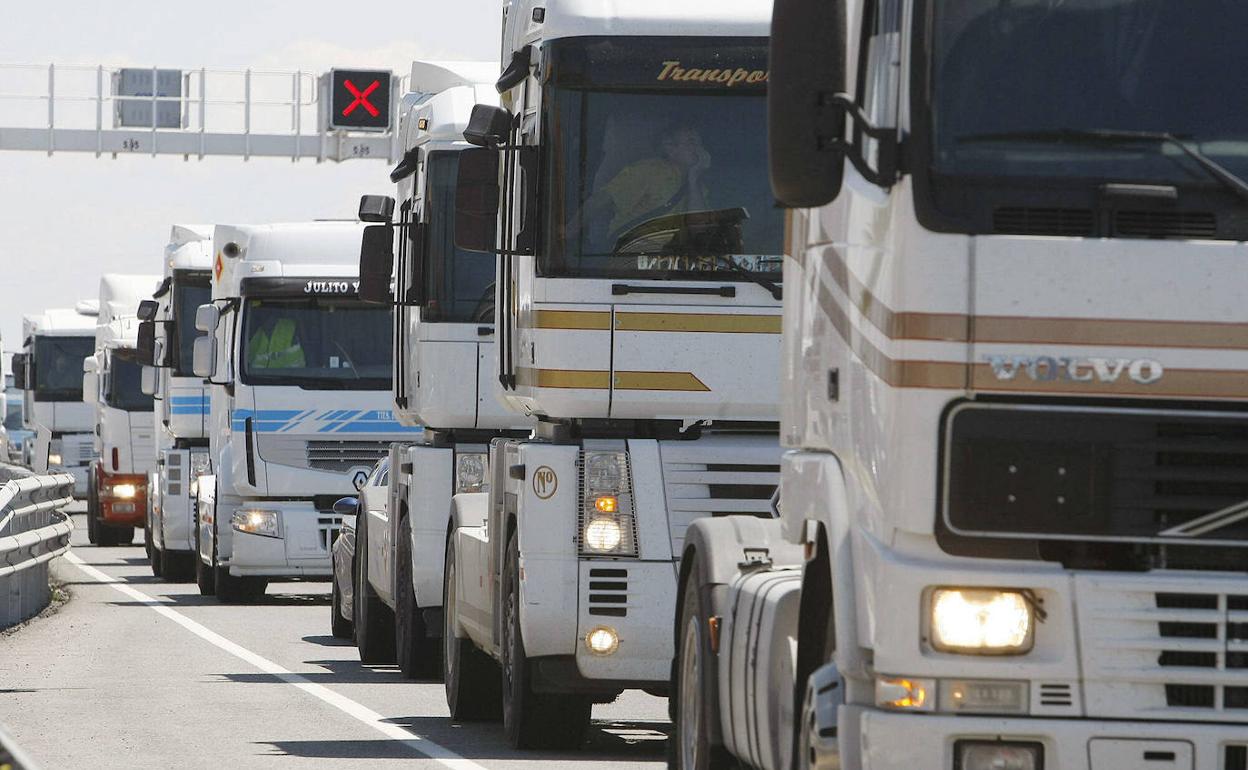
34, 335, 93, 402
543, 37, 782, 280
104, 355, 153, 411
931, 0, 1248, 183
240, 297, 392, 390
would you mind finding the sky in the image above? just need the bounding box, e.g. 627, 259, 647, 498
0, 0, 501, 353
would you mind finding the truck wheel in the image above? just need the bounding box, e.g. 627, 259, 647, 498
443, 534, 502, 720
86, 478, 100, 545
396, 516, 439, 680
195, 520, 216, 596
331, 573, 354, 640
354, 512, 396, 664
673, 553, 732, 770
501, 532, 590, 749
113, 526, 136, 545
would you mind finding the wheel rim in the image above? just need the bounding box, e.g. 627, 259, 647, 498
799, 681, 819, 770
502, 570, 517, 716
679, 615, 703, 770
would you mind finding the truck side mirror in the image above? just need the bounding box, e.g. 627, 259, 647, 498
195, 304, 220, 333
137, 320, 157, 365
463, 104, 514, 148
136, 299, 159, 322
769, 0, 848, 207
140, 365, 158, 396
82, 356, 99, 400
11, 354, 27, 390
192, 336, 217, 379
455, 148, 501, 254
358, 225, 395, 305
332, 497, 359, 517
359, 195, 396, 224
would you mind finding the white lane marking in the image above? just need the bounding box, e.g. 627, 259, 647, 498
64, 552, 488, 770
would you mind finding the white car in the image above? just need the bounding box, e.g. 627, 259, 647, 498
330, 457, 389, 643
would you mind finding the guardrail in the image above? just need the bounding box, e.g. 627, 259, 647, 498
0, 464, 75, 629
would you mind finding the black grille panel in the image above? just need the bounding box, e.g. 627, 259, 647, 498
994, 207, 1094, 236
1114, 210, 1216, 239
943, 405, 1248, 571
587, 568, 628, 617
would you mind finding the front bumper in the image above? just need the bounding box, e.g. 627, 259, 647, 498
574, 559, 675, 684
98, 473, 148, 526
853, 707, 1247, 769
227, 502, 338, 578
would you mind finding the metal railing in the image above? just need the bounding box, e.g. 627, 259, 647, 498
0, 63, 404, 162
0, 464, 75, 629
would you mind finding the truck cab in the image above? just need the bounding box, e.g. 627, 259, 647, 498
192, 222, 420, 603
438, 0, 785, 749
139, 225, 214, 578
83, 274, 160, 546
14, 304, 100, 495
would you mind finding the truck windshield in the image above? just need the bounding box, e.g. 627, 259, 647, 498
104, 356, 153, 412
542, 37, 782, 281
422, 152, 496, 323
240, 297, 391, 390
931, 0, 1248, 186
173, 272, 211, 377
33, 335, 92, 402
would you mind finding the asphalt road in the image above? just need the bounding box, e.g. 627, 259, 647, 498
0, 504, 670, 769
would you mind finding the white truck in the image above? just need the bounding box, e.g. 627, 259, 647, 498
673, 2, 1248, 769
352, 61, 525, 678
191, 222, 421, 603
82, 274, 161, 546
138, 225, 214, 579
13, 304, 100, 494
434, 0, 785, 749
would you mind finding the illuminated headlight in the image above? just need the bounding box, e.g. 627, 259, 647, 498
232, 508, 281, 538
930, 588, 1035, 654
455, 452, 488, 494
48, 453, 63, 466
110, 483, 138, 499
585, 626, 619, 656
583, 517, 623, 553
955, 741, 1043, 770
875, 676, 935, 712
578, 451, 637, 557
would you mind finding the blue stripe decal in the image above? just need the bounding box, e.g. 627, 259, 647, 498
229, 408, 420, 435
172, 407, 209, 415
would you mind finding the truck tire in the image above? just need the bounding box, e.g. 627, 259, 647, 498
501, 532, 590, 750
354, 512, 396, 664
331, 573, 354, 640
673, 552, 733, 770
86, 475, 99, 545
112, 526, 136, 545
165, 552, 195, 583
443, 534, 502, 721
145, 519, 165, 577
216, 567, 267, 604
395, 515, 440, 680
195, 519, 216, 596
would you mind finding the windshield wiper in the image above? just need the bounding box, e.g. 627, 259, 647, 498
706, 254, 783, 301
957, 129, 1248, 205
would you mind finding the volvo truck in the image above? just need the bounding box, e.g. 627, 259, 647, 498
353, 61, 525, 678
13, 304, 100, 494
138, 225, 214, 579
673, 2, 1248, 769
192, 222, 420, 602
83, 274, 160, 546
433, 0, 785, 749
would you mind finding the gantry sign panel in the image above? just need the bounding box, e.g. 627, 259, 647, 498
328, 69, 392, 132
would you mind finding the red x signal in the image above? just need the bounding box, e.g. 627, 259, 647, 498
342, 79, 380, 118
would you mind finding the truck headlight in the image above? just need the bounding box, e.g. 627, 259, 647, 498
930, 588, 1035, 654
578, 451, 637, 557
48, 452, 63, 466
455, 452, 488, 493
110, 483, 138, 499
232, 508, 281, 538
956, 741, 1043, 770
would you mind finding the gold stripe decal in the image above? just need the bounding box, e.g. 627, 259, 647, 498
529, 310, 612, 330
614, 312, 781, 334
514, 368, 711, 392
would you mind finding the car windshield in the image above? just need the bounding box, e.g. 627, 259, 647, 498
422, 152, 496, 323
4, 395, 21, 430
240, 297, 391, 390
34, 335, 93, 401
932, 0, 1248, 183
542, 38, 782, 280
173, 273, 211, 377
104, 355, 153, 412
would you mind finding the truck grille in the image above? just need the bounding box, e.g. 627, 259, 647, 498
306, 441, 389, 472
660, 437, 780, 554
1077, 575, 1248, 723
587, 567, 629, 618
